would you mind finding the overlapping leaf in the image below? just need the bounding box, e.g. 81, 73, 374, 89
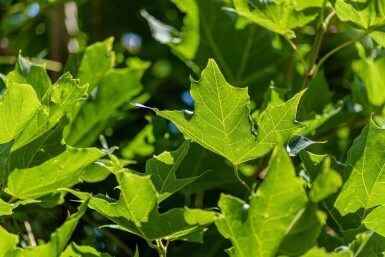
215, 145, 308, 257
141, 0, 199, 61
66, 172, 216, 241
151, 59, 305, 165
4, 146, 104, 200
7, 54, 51, 99
3, 71, 88, 151
352, 55, 385, 106
61, 242, 112, 257
335, 118, 385, 216
0, 82, 41, 145
145, 140, 200, 202
232, 0, 320, 38
331, 0, 385, 30
65, 58, 150, 147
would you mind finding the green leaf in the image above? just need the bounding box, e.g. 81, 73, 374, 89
13, 72, 88, 151
215, 145, 308, 257
65, 58, 150, 147
278, 204, 326, 256
121, 124, 155, 159
309, 157, 343, 203
61, 242, 113, 257
14, 203, 88, 256
145, 140, 199, 202
232, 0, 319, 38
141, 0, 199, 60
331, 0, 385, 30
0, 82, 41, 145
66, 172, 216, 241
81, 162, 111, 183
0, 225, 18, 257
8, 117, 67, 172
352, 55, 385, 106
299, 247, 352, 257
302, 70, 333, 113
335, 118, 385, 216
5, 146, 105, 200
152, 59, 305, 165
178, 142, 240, 194
7, 54, 51, 99
65, 37, 114, 94
0, 140, 13, 185
0, 198, 38, 215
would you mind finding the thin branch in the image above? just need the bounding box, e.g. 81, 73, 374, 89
301, 8, 335, 90
314, 30, 372, 76
24, 221, 36, 246
283, 35, 307, 73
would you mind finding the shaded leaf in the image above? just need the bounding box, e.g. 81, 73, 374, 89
145, 140, 199, 202
141, 0, 199, 60
152, 59, 305, 165
309, 157, 343, 203
5, 146, 105, 200
0, 140, 13, 185
215, 145, 308, 257
286, 136, 318, 157
279, 204, 326, 256
61, 242, 113, 257
335, 118, 385, 216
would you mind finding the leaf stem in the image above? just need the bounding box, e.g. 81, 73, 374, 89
283, 35, 307, 73
148, 239, 167, 257
233, 165, 252, 194
313, 29, 372, 76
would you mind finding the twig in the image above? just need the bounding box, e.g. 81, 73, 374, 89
24, 221, 37, 246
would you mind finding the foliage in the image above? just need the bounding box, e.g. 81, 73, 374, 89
2, 0, 385, 256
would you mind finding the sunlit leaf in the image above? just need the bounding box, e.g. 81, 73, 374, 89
215, 145, 308, 257
331, 0, 385, 30
335, 118, 385, 216
232, 0, 319, 38
151, 59, 305, 165
66, 172, 216, 241
65, 58, 150, 147
352, 55, 385, 106
5, 146, 104, 200
7, 54, 51, 99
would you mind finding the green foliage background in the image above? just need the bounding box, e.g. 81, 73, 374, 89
1, 0, 385, 256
